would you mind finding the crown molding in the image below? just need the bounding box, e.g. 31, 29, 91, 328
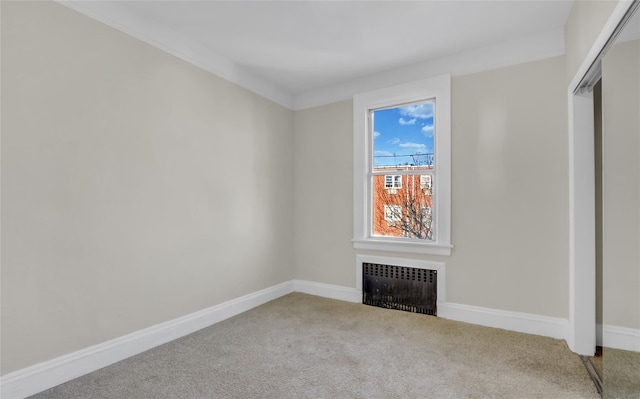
56, 1, 564, 112
57, 1, 295, 109
293, 28, 566, 110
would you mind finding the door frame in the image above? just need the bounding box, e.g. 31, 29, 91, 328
567, 0, 637, 355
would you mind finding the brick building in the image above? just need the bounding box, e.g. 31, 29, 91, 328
372, 165, 434, 240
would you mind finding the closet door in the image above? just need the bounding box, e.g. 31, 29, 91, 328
600, 9, 640, 397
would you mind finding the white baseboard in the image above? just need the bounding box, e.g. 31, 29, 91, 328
438, 302, 569, 339
292, 280, 568, 341
597, 324, 640, 352
293, 279, 361, 303
437, 302, 568, 341
0, 281, 294, 399
0, 279, 583, 399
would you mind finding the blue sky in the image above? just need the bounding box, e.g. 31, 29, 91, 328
372, 102, 434, 167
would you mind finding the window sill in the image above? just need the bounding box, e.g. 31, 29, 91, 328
352, 238, 452, 256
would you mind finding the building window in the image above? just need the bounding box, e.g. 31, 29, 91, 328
383, 205, 402, 225
420, 174, 433, 191
353, 75, 452, 255
384, 175, 402, 189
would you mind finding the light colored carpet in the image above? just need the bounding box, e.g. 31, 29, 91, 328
28, 293, 599, 398
603, 347, 640, 399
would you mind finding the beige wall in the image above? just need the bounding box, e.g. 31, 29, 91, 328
3, 0, 633, 379
293, 56, 569, 318
1, 1, 294, 374
293, 100, 356, 286
564, 0, 619, 82
601, 39, 640, 329
448, 56, 569, 316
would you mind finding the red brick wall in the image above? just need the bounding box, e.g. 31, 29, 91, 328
372, 174, 433, 239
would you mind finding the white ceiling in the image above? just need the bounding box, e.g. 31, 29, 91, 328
61, 1, 575, 109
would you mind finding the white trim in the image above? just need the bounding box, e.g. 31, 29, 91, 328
597, 324, 640, 352
292, 280, 361, 303
295, 28, 565, 110
353, 75, 452, 256
56, 1, 294, 109
438, 302, 569, 341
566, 0, 636, 356
567, 92, 597, 355
57, 1, 566, 112
353, 239, 452, 256
0, 281, 294, 399
568, 1, 637, 94
355, 255, 446, 304
1, 278, 578, 398
295, 271, 567, 342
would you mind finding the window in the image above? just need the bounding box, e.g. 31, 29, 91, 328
385, 175, 402, 189
353, 75, 452, 255
420, 175, 432, 191
383, 205, 402, 224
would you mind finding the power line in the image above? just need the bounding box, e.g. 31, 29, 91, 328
374, 152, 434, 166
373, 153, 433, 158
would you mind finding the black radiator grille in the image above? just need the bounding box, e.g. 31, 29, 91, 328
363, 263, 437, 316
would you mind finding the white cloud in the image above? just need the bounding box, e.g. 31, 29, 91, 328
374, 150, 394, 157
422, 125, 434, 137
399, 104, 433, 119
398, 117, 417, 125
389, 138, 400, 145
374, 131, 381, 138
399, 142, 427, 152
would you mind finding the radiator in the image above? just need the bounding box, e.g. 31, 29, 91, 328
363, 262, 437, 316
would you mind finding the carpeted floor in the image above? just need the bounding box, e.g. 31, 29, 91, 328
603, 347, 640, 399
28, 293, 600, 399
589, 347, 603, 379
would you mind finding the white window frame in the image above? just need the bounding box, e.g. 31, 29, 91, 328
353, 74, 452, 256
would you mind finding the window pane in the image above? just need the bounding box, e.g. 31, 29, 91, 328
371, 101, 435, 240
354, 74, 450, 253
372, 101, 434, 169
373, 174, 434, 240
